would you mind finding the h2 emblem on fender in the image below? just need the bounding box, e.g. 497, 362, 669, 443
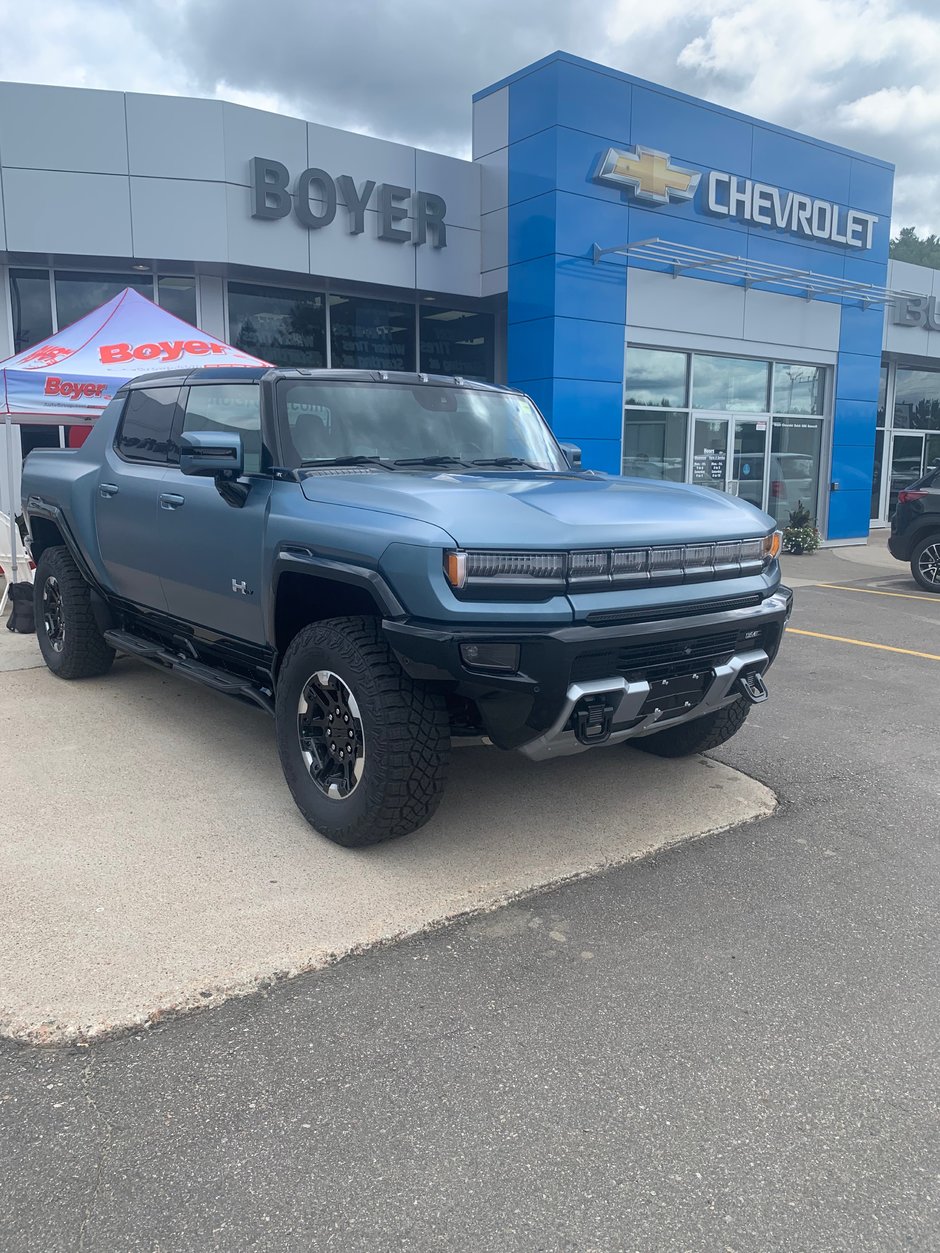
231, 579, 252, 596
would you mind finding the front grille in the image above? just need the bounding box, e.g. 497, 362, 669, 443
586, 592, 763, 628
570, 627, 768, 685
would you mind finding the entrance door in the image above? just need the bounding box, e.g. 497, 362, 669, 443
691, 416, 730, 492
730, 418, 769, 509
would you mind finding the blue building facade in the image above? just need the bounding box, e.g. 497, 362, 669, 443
473, 53, 896, 542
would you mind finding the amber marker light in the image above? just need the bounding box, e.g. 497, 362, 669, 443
444, 550, 468, 589
763, 531, 783, 562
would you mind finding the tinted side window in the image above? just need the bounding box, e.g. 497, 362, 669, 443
182, 384, 263, 474
117, 388, 181, 464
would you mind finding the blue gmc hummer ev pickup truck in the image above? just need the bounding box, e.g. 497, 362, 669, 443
22, 368, 791, 847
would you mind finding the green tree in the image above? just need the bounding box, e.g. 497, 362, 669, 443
889, 226, 940, 268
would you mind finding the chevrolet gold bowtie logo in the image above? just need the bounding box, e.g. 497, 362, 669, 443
595, 145, 700, 205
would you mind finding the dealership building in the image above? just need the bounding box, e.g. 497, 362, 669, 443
1, 51, 939, 540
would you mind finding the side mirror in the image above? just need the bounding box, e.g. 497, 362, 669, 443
179, 431, 243, 479
560, 442, 582, 469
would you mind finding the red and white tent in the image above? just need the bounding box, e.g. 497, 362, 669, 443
1, 287, 269, 582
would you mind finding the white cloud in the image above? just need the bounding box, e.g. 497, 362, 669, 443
0, 0, 939, 232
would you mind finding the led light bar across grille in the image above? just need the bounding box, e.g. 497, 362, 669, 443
449, 537, 777, 595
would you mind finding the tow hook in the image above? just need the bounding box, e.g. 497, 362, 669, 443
736, 671, 769, 705
573, 693, 617, 745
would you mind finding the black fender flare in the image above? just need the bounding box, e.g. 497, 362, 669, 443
24, 497, 117, 633
267, 546, 406, 643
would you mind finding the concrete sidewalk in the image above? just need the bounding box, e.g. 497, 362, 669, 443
0, 656, 774, 1044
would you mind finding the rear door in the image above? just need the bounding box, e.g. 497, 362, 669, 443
94, 385, 181, 609
156, 381, 272, 644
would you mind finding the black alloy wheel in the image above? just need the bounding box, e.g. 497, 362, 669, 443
42, 575, 65, 653
911, 537, 940, 592
298, 669, 366, 800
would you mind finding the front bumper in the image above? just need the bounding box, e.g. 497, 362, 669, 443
385, 586, 793, 755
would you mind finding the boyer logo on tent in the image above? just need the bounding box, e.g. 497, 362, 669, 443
44, 378, 109, 398
98, 339, 251, 364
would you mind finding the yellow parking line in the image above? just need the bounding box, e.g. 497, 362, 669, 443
787, 627, 940, 662
814, 583, 940, 604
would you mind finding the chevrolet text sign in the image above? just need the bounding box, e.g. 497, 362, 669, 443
250, 157, 448, 247
595, 145, 879, 250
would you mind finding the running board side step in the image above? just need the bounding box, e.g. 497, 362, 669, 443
104, 629, 275, 715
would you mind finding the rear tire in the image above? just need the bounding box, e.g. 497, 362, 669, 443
630, 697, 751, 758
910, 534, 940, 593
33, 546, 115, 679
275, 616, 450, 847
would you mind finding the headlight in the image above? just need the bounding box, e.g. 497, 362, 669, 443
444, 549, 566, 592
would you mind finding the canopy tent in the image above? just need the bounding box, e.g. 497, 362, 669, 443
1, 287, 269, 586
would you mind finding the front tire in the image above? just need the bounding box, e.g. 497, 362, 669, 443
33, 546, 115, 679
275, 616, 450, 847
630, 697, 751, 758
910, 534, 940, 593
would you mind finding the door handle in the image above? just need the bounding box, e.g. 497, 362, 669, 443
99, 483, 119, 499
159, 493, 185, 510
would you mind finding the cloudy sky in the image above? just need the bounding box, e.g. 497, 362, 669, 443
2, 0, 939, 232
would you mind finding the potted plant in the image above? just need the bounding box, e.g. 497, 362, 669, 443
782, 501, 821, 555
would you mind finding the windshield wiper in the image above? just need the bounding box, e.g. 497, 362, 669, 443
470, 456, 544, 470
300, 455, 396, 468
393, 456, 469, 467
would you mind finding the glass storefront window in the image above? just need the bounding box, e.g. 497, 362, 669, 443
10, 269, 53, 352
157, 276, 197, 326
877, 364, 888, 426
692, 354, 769, 412
769, 417, 823, 526
622, 409, 687, 481
624, 347, 688, 408
894, 367, 940, 429
54, 271, 153, 331
419, 307, 494, 381
772, 363, 824, 415
228, 282, 326, 368
329, 294, 416, 372
871, 428, 884, 519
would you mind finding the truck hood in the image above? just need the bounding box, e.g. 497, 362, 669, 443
299, 469, 774, 546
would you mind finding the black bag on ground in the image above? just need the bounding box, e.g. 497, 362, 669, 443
6, 582, 35, 633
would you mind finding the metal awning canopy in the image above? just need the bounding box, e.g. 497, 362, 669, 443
593, 237, 917, 308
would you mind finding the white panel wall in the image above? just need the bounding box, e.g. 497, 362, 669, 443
0, 83, 482, 296
627, 268, 841, 360
472, 90, 509, 296
883, 258, 940, 359
0, 83, 128, 175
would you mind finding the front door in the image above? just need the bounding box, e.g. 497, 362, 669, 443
691, 416, 730, 492
730, 418, 769, 509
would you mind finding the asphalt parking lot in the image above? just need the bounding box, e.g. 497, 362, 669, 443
1, 539, 938, 1252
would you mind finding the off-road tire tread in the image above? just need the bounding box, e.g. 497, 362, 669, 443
277, 616, 450, 847
909, 533, 940, 594
631, 696, 751, 758
34, 546, 115, 679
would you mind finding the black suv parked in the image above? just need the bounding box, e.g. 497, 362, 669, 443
889, 464, 940, 591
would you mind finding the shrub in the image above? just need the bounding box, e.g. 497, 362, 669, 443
782, 501, 821, 555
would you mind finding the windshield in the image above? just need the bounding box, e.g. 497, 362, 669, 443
276, 381, 567, 471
